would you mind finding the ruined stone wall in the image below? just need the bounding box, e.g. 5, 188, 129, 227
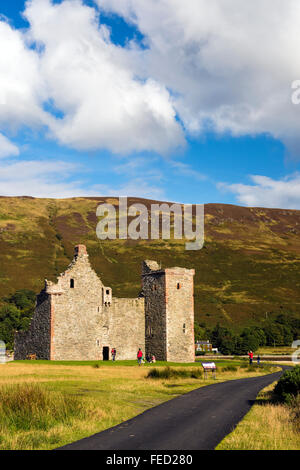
106, 298, 145, 360
14, 291, 51, 360
14, 245, 194, 363
142, 262, 195, 363
48, 247, 145, 361
143, 270, 167, 361
165, 268, 195, 363
51, 252, 104, 361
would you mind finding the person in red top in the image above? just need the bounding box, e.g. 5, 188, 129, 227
111, 348, 116, 361
248, 351, 254, 365
137, 348, 143, 366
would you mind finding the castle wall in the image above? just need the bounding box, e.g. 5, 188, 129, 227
143, 271, 167, 361
106, 298, 145, 360
14, 245, 195, 363
50, 253, 104, 361
165, 268, 195, 363
14, 291, 51, 360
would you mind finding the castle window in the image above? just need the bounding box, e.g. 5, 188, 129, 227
96, 340, 100, 347
183, 323, 186, 333
70, 279, 74, 288
177, 283, 181, 289
152, 284, 157, 291
106, 289, 110, 295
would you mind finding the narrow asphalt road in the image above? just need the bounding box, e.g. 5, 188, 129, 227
59, 367, 288, 450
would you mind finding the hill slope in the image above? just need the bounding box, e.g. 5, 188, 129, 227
1, 196, 300, 331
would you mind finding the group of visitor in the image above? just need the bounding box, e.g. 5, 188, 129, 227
110, 347, 156, 365
137, 348, 156, 365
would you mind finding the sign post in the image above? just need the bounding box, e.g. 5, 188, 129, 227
202, 362, 216, 379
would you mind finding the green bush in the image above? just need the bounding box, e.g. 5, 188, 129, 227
147, 366, 202, 380
221, 365, 238, 372
274, 366, 300, 403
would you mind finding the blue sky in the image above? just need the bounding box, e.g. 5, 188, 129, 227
1, 0, 300, 208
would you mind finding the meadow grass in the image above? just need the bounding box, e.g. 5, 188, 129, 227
216, 382, 300, 450
0, 360, 279, 450
257, 346, 295, 356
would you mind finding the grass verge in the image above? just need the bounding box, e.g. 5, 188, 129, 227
0, 361, 279, 450
216, 382, 300, 450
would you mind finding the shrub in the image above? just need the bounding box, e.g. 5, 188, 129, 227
147, 366, 202, 380
274, 366, 300, 403
221, 365, 238, 372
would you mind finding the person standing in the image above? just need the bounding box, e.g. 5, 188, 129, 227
248, 351, 253, 365
257, 355, 261, 366
137, 348, 143, 366
111, 348, 116, 361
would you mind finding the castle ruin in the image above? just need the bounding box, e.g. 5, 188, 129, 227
14, 245, 195, 362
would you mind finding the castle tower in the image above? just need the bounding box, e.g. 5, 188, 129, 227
142, 261, 195, 362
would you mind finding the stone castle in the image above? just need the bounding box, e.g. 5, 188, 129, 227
14, 245, 195, 362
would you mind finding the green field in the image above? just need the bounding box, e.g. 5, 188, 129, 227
0, 360, 279, 450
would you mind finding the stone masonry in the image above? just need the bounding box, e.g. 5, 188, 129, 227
14, 245, 195, 362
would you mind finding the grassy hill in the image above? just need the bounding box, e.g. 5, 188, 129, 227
1, 196, 300, 331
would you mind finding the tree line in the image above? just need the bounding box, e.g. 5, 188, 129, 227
0, 289, 35, 350
195, 314, 300, 355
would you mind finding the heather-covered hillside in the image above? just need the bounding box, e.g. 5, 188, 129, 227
1, 196, 300, 331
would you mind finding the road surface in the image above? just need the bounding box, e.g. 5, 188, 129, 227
58, 368, 286, 450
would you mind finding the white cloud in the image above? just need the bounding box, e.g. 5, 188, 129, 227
21, 0, 184, 154
0, 159, 98, 198
2, 0, 300, 158
219, 174, 300, 209
0, 157, 165, 199
0, 17, 48, 129
93, 177, 165, 199
98, 0, 300, 156
169, 161, 207, 181
0, 134, 19, 158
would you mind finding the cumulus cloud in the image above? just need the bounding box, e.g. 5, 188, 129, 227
2, 0, 300, 158
0, 17, 48, 129
98, 0, 300, 156
219, 174, 300, 209
23, 0, 184, 154
0, 134, 19, 158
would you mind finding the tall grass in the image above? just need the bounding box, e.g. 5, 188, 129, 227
217, 384, 300, 450
0, 384, 89, 432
